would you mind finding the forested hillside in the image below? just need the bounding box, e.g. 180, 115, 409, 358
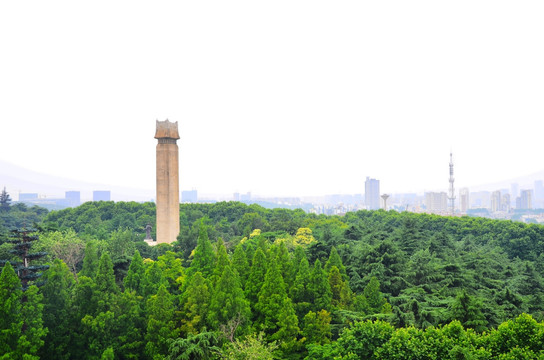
2, 200, 544, 359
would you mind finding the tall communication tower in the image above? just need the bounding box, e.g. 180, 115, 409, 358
448, 152, 455, 215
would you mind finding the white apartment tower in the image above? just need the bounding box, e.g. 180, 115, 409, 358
365, 177, 380, 210
425, 192, 448, 213
459, 188, 469, 213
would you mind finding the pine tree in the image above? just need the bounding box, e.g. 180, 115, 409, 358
245, 248, 268, 309
207, 265, 250, 331
232, 244, 250, 288
308, 259, 332, 312
358, 276, 387, 314
79, 241, 100, 278
167, 331, 221, 360
277, 242, 293, 288
289, 246, 307, 285
101, 347, 115, 360
255, 255, 291, 334
145, 284, 178, 359
397, 216, 424, 254
142, 260, 165, 298
211, 238, 230, 287
328, 266, 352, 308
94, 252, 119, 313
0, 262, 23, 357
39, 259, 75, 360
290, 256, 312, 319
302, 310, 332, 345
6, 229, 48, 290
325, 246, 347, 280
0, 186, 11, 211
180, 272, 212, 335
124, 250, 145, 296
188, 221, 216, 278
449, 290, 488, 332
17, 285, 48, 359
115, 289, 146, 359
79, 253, 120, 359
81, 310, 116, 359
273, 297, 301, 356
156, 251, 185, 294
73, 275, 97, 321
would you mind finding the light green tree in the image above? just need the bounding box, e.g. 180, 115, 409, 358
222, 332, 277, 360
145, 284, 179, 359
232, 244, 249, 288
124, 250, 145, 295
180, 272, 211, 335
328, 266, 353, 309
0, 262, 23, 358
302, 310, 332, 346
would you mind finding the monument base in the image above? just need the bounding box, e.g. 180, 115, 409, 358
144, 239, 158, 247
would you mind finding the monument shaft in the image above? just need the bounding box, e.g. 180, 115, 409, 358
155, 120, 180, 244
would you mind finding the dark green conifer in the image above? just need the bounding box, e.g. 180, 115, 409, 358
232, 244, 250, 288
188, 221, 216, 278
325, 246, 347, 280
211, 238, 230, 287
208, 265, 250, 331
18, 285, 48, 359
290, 256, 312, 319
79, 241, 100, 278
308, 259, 332, 312
145, 284, 178, 359
449, 290, 488, 332
40, 259, 75, 360
245, 248, 267, 309
124, 250, 145, 295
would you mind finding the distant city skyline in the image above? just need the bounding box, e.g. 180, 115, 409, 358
1, 2, 543, 198
6, 158, 544, 212
4, 158, 544, 203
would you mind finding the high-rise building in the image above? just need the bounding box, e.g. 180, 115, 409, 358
448, 153, 455, 215
425, 192, 448, 213
181, 190, 197, 203
155, 120, 180, 244
19, 193, 38, 201
365, 177, 380, 210
240, 192, 252, 202
93, 191, 111, 201
501, 193, 511, 212
511, 183, 519, 206
491, 190, 501, 212
534, 180, 543, 208
459, 188, 469, 213
517, 190, 532, 210
65, 191, 80, 207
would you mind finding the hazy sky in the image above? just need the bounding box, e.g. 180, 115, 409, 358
1, 1, 543, 198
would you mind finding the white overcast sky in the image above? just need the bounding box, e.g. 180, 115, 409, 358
1, 1, 543, 197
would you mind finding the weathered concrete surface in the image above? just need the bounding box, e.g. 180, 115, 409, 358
155, 120, 180, 244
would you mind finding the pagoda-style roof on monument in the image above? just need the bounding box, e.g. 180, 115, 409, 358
155, 119, 180, 139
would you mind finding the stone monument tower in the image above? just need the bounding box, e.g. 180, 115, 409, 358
155, 120, 180, 244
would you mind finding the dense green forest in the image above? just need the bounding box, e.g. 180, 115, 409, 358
2, 198, 544, 359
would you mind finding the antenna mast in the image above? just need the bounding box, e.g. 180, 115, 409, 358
448, 152, 455, 215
